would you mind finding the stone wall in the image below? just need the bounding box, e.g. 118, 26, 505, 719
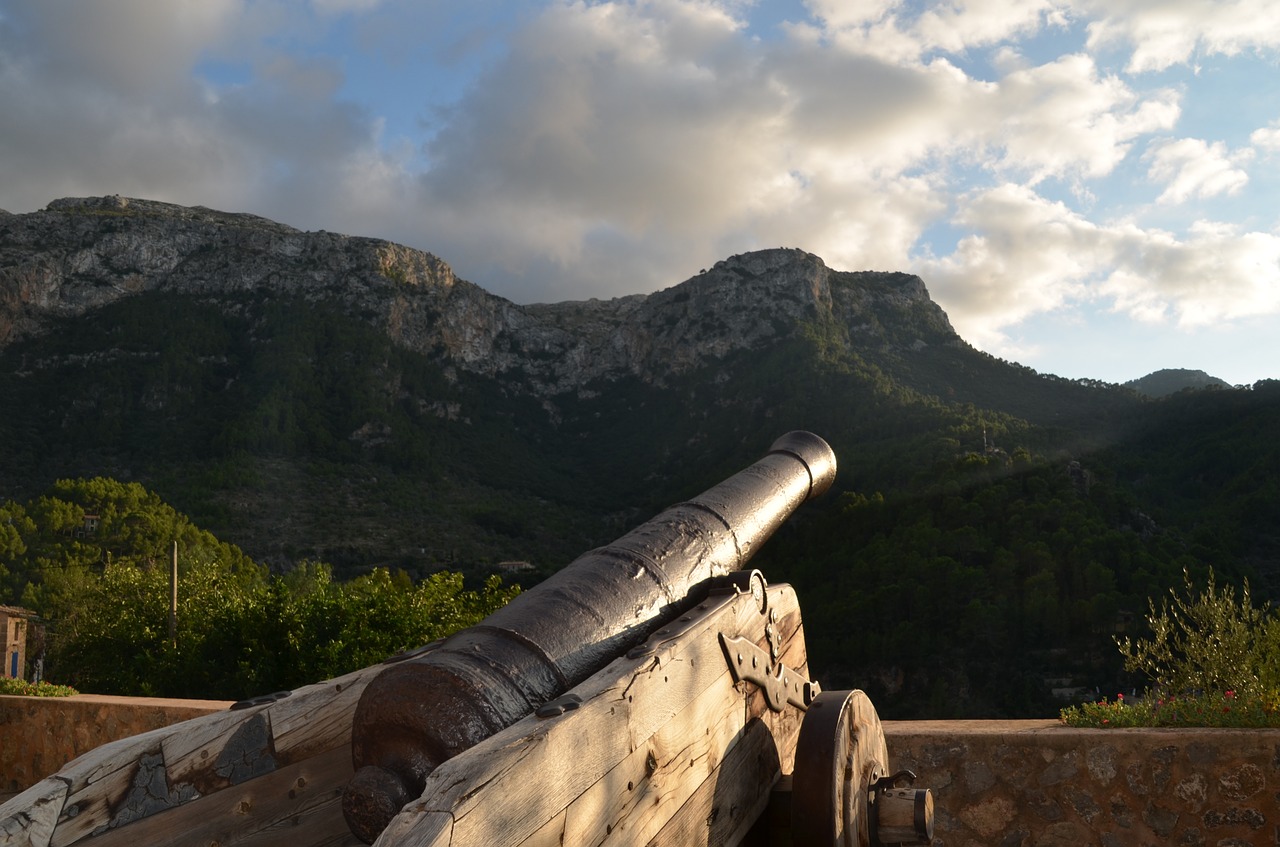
0, 694, 231, 794
884, 720, 1280, 847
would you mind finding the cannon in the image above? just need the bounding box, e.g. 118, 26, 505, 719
0, 432, 933, 847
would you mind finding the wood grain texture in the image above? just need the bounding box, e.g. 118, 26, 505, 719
376, 583, 810, 847
642, 717, 782, 847
75, 746, 360, 847
5, 667, 376, 846
0, 777, 67, 847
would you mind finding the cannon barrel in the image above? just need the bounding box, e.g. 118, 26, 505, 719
342, 431, 837, 842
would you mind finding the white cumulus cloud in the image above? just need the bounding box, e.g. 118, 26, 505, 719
1251, 121, 1280, 151
918, 183, 1280, 354
1144, 138, 1252, 204
1079, 0, 1280, 72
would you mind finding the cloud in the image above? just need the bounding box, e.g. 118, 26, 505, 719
1080, 0, 1280, 72
917, 184, 1100, 348
311, 0, 385, 13
918, 184, 1280, 354
1144, 138, 1252, 204
983, 53, 1179, 182
2, 0, 243, 94
0, 0, 387, 215
802, 0, 1071, 59
399, 1, 1184, 301
1101, 222, 1280, 327
913, 0, 1071, 54
1251, 121, 1280, 151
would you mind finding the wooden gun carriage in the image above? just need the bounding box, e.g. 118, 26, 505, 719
2, 432, 933, 847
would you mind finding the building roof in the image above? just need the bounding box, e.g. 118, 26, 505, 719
0, 605, 37, 618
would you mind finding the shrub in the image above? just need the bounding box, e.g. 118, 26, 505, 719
0, 678, 79, 697
1061, 689, 1280, 728
1115, 567, 1271, 697
1062, 567, 1280, 727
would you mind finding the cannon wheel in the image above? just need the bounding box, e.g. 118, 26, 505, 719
790, 689, 889, 846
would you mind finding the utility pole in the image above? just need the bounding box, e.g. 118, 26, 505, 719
169, 541, 178, 648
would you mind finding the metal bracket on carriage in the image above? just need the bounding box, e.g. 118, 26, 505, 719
707, 568, 769, 611
718, 628, 819, 713
623, 569, 766, 662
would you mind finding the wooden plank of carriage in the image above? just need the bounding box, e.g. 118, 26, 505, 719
3, 664, 378, 847
47, 727, 184, 847
66, 745, 362, 847
376, 584, 804, 847
0, 704, 241, 846
159, 704, 275, 790
377, 812, 454, 847
0, 777, 66, 847
163, 664, 378, 791
515, 584, 804, 847
644, 717, 785, 847
517, 809, 565, 847
616, 586, 806, 847
269, 665, 380, 760
558, 653, 759, 847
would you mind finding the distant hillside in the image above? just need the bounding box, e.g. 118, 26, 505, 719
1125, 368, 1232, 397
3, 195, 1278, 717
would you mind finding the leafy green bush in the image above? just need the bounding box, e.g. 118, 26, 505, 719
0, 678, 79, 697
1061, 567, 1280, 727
1116, 568, 1273, 697
42, 560, 519, 700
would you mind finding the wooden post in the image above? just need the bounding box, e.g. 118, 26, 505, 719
169, 540, 178, 648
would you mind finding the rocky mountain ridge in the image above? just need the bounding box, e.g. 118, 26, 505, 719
1, 195, 958, 397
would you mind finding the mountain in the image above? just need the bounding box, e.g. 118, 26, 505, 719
3, 196, 1277, 717
1125, 368, 1233, 397
0, 195, 1129, 566
1, 195, 966, 397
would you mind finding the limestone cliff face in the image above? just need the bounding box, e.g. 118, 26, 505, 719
0, 196, 958, 396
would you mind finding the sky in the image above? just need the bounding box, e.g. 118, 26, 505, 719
1, 0, 1279, 387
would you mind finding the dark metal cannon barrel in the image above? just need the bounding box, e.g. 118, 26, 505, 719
342, 431, 837, 842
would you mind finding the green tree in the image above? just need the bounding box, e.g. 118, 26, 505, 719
39, 552, 519, 698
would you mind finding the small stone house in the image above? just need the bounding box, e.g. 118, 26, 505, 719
0, 605, 34, 680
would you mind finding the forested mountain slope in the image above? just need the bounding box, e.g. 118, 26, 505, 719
2, 196, 1275, 716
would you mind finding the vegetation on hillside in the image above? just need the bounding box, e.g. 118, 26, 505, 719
754, 446, 1237, 717
1, 284, 1277, 715
0, 293, 612, 573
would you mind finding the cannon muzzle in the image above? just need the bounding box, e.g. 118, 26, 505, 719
342, 431, 836, 842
